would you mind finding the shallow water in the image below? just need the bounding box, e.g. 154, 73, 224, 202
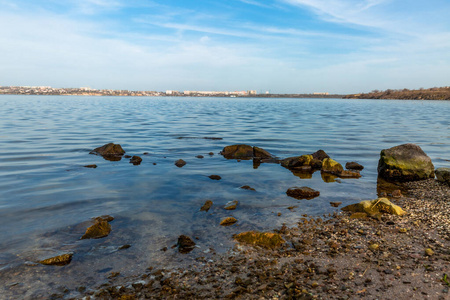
0, 96, 449, 298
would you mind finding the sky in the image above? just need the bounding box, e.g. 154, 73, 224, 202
1, 0, 449, 94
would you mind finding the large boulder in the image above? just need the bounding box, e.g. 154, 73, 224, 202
90, 143, 125, 161
435, 168, 450, 185
378, 144, 435, 181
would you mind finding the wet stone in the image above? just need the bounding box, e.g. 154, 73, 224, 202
200, 200, 213, 212
286, 187, 320, 200
177, 235, 196, 254
224, 200, 239, 210
240, 185, 256, 191
209, 175, 221, 180
81, 220, 112, 239
130, 156, 142, 165
175, 159, 186, 168
220, 217, 237, 226
40, 253, 73, 266
84, 164, 97, 168
345, 162, 364, 170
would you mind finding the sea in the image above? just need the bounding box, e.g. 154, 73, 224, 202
0, 95, 449, 299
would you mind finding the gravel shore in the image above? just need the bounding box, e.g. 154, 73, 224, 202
80, 179, 449, 300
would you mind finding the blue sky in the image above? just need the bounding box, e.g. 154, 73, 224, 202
1, 0, 449, 93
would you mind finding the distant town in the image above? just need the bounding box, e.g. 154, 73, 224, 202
1, 85, 448, 100
0, 85, 340, 98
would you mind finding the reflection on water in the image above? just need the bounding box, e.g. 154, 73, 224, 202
0, 96, 449, 298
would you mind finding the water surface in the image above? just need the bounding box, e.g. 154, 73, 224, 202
0, 96, 448, 298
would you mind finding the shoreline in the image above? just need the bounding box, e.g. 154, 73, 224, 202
75, 179, 449, 299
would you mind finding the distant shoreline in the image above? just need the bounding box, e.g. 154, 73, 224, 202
1, 86, 449, 100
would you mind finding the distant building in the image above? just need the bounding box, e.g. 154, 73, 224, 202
313, 92, 329, 95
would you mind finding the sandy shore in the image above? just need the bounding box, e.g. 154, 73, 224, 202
76, 179, 449, 300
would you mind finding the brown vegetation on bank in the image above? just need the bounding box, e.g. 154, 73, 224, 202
344, 86, 450, 100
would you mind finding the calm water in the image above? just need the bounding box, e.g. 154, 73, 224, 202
0, 96, 449, 298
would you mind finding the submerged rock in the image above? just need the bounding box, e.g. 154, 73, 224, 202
240, 185, 256, 191
378, 143, 435, 181
81, 219, 112, 239
84, 164, 97, 168
342, 198, 406, 217
345, 162, 364, 170
224, 200, 238, 210
200, 200, 213, 212
234, 231, 285, 249
220, 217, 237, 226
175, 159, 186, 168
177, 235, 196, 254
90, 143, 125, 161
209, 175, 221, 180
40, 253, 73, 266
286, 187, 320, 200
435, 167, 450, 185
129, 156, 142, 165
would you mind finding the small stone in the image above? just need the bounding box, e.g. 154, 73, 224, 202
277, 212, 282, 216
177, 235, 196, 254
81, 219, 111, 239
118, 244, 131, 250
196, 155, 204, 159
286, 186, 320, 200
391, 189, 403, 198
240, 185, 256, 191
84, 164, 97, 168
399, 228, 408, 233
224, 200, 238, 210
234, 231, 285, 249
369, 243, 379, 251
208, 152, 214, 156
425, 248, 434, 256
345, 162, 364, 170
130, 156, 142, 165
220, 217, 237, 226
311, 282, 319, 288
209, 175, 221, 180
200, 200, 213, 212
39, 253, 73, 266
175, 159, 186, 167
330, 202, 342, 207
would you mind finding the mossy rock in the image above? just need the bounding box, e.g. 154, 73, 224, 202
234, 231, 285, 249
286, 186, 320, 200
321, 158, 343, 174
342, 198, 406, 216
377, 143, 434, 181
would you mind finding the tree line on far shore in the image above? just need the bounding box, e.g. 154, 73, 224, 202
344, 86, 450, 100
